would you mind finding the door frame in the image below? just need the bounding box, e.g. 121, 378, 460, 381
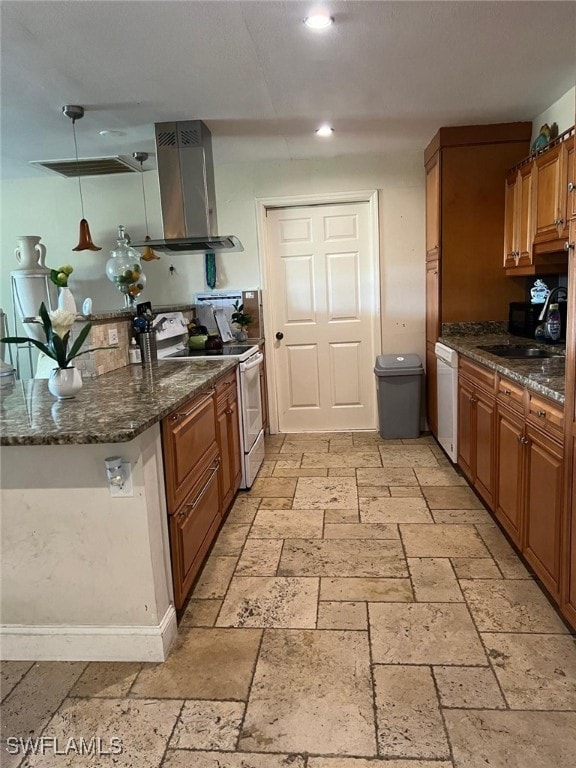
255, 190, 381, 434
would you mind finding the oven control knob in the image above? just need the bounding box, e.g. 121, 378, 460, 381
275, 332, 284, 340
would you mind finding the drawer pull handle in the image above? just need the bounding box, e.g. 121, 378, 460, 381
183, 460, 221, 513
516, 434, 523, 443
502, 389, 511, 396
225, 408, 233, 416
173, 390, 215, 421
536, 409, 547, 418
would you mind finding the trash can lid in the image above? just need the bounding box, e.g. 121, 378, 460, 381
374, 353, 423, 376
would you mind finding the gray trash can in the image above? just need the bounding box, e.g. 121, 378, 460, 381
374, 354, 423, 439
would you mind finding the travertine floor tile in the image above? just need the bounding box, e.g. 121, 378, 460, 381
169, 700, 245, 750
293, 478, 358, 509
273, 467, 328, 477
274, 459, 302, 469
211, 524, 250, 556
235, 539, 283, 576
226, 496, 261, 524
415, 468, 467, 486
408, 558, 463, 602
259, 498, 293, 509
460, 580, 569, 633
302, 452, 381, 468
357, 467, 417, 486
474, 524, 531, 578
18, 697, 182, 768
317, 602, 368, 630
484, 632, 576, 709
378, 446, 439, 467
360, 497, 433, 523
257, 461, 275, 477
434, 665, 506, 709
323, 523, 399, 539
0, 662, 33, 702
264, 435, 285, 449
432, 509, 495, 524
401, 524, 490, 558
356, 485, 391, 497
279, 539, 408, 578
444, 710, 576, 768
309, 760, 452, 768
281, 440, 329, 453
193, 556, 238, 599
164, 751, 305, 768
180, 599, 223, 627
373, 665, 449, 759
250, 477, 297, 498
320, 577, 413, 602
369, 603, 486, 665
131, 628, 261, 699
250, 509, 324, 538
451, 557, 502, 580
216, 577, 319, 628
328, 467, 357, 477
422, 486, 484, 509
69, 662, 141, 698
240, 630, 376, 755
389, 486, 424, 497
328, 437, 355, 452
324, 509, 360, 523
0, 662, 85, 742
403, 435, 436, 444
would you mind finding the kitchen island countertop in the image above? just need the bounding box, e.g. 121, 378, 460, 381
0, 359, 237, 446
440, 333, 565, 405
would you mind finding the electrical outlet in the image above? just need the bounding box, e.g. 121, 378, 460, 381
108, 461, 133, 498
108, 328, 118, 345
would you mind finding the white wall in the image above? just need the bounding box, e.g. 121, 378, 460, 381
531, 85, 575, 144
1, 151, 426, 358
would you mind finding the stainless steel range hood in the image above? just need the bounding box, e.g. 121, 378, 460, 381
132, 120, 243, 253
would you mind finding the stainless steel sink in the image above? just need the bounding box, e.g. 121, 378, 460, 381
477, 344, 564, 359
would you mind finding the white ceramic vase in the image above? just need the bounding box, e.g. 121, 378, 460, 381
14, 235, 47, 270
57, 287, 77, 315
48, 367, 82, 400
11, 235, 57, 343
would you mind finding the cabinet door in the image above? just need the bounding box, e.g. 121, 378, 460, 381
169, 460, 221, 609
565, 440, 576, 624
425, 154, 440, 257
474, 387, 495, 508
495, 404, 524, 546
567, 137, 576, 223
503, 170, 518, 268
457, 376, 474, 482
516, 164, 536, 267
524, 425, 563, 600
534, 143, 565, 244
216, 402, 232, 513
426, 259, 440, 344
426, 344, 438, 438
227, 392, 242, 499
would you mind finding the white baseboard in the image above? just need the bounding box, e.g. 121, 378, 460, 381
0, 606, 178, 662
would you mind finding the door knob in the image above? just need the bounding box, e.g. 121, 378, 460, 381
275, 332, 284, 340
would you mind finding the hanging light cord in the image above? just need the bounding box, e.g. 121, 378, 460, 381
139, 160, 150, 234
72, 118, 85, 219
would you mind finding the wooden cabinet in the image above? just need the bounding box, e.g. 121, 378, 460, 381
423, 123, 530, 432
533, 143, 567, 246
457, 358, 496, 508
216, 371, 242, 515
494, 403, 525, 546
503, 170, 519, 268
503, 164, 536, 271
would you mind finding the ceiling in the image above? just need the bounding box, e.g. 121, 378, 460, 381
1, 0, 575, 179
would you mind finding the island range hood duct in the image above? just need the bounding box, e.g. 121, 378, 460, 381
132, 120, 243, 253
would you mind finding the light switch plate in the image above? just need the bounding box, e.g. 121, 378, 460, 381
108, 328, 119, 345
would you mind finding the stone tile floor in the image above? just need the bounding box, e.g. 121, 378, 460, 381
2, 432, 576, 767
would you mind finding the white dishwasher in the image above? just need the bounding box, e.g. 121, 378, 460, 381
434, 342, 458, 462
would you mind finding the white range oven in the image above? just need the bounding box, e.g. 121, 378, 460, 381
155, 311, 265, 488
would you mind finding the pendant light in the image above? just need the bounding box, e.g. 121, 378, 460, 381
133, 152, 160, 261
62, 105, 101, 251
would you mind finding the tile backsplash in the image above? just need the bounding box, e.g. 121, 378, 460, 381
74, 319, 130, 378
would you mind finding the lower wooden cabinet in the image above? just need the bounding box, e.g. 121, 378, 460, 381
494, 403, 524, 546
216, 372, 242, 515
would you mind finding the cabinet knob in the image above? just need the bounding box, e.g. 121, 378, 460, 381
568, 182, 575, 193
516, 434, 523, 443
554, 218, 564, 226
565, 241, 575, 251
225, 408, 233, 416
536, 409, 547, 417
502, 389, 511, 396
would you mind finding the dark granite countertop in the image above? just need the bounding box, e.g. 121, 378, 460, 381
439, 333, 566, 405
0, 359, 237, 446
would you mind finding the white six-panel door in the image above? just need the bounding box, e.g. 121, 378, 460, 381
266, 202, 378, 432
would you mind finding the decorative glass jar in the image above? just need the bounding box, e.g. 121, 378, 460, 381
105, 225, 145, 307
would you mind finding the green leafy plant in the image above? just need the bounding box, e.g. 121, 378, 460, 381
1, 303, 93, 369
231, 300, 253, 329
49, 264, 74, 288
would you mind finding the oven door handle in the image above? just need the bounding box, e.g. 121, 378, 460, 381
240, 352, 264, 372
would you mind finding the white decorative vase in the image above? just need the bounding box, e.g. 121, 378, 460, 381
57, 287, 77, 315
48, 367, 82, 400
236, 329, 248, 342
14, 235, 46, 270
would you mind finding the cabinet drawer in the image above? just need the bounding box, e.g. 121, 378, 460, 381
216, 370, 237, 408
497, 375, 526, 413
459, 357, 496, 392
169, 459, 221, 609
162, 389, 218, 514
527, 392, 564, 437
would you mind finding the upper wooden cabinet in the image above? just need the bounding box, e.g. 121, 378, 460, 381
504, 126, 574, 275
425, 154, 440, 258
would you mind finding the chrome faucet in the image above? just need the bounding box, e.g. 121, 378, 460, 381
538, 286, 567, 322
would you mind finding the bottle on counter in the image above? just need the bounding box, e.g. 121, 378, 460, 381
544, 303, 561, 343
129, 337, 142, 364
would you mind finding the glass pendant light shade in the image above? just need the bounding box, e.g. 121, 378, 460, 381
106, 225, 145, 307
62, 105, 101, 252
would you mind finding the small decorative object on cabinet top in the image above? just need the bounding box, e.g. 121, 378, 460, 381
530, 122, 559, 155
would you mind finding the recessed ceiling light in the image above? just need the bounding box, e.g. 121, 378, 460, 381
304, 12, 334, 29
316, 125, 334, 137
